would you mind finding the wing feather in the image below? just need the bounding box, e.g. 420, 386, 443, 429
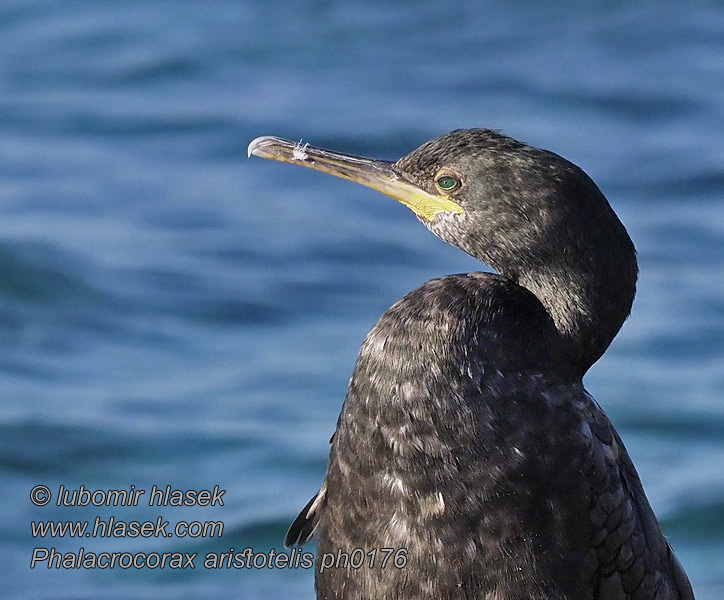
583, 399, 694, 600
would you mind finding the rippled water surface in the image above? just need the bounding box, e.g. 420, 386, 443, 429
1, 2, 723, 598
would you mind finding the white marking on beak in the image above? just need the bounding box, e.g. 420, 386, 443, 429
292, 139, 309, 161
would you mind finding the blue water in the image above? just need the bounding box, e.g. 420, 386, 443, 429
1, 1, 723, 598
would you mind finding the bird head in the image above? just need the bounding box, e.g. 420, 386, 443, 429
248, 128, 637, 374
248, 129, 631, 285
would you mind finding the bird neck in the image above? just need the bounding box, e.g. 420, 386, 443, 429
515, 249, 637, 377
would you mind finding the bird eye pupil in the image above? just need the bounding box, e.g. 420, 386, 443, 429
437, 176, 458, 190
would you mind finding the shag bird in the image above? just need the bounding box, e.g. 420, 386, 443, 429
248, 129, 694, 600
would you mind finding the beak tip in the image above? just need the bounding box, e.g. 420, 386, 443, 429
248, 135, 281, 159
247, 137, 263, 158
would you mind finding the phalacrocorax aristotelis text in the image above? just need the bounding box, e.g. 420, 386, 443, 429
248, 129, 694, 600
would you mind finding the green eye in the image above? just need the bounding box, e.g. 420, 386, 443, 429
436, 175, 459, 191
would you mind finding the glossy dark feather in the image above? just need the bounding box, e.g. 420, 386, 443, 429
285, 493, 319, 547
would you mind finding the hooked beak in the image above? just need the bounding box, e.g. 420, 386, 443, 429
247, 136, 463, 221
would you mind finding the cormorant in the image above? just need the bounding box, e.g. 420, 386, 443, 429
248, 129, 694, 600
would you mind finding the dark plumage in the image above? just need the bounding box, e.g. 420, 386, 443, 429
248, 129, 694, 599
